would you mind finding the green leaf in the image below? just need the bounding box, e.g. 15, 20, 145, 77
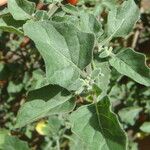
53, 12, 103, 36
69, 134, 89, 150
70, 97, 127, 150
15, 85, 75, 128
102, 0, 118, 10
129, 141, 138, 150
62, 4, 79, 15
107, 0, 140, 37
109, 84, 125, 103
8, 0, 36, 20
94, 62, 111, 98
109, 48, 150, 86
0, 8, 9, 17
47, 116, 62, 136
7, 81, 23, 94
0, 130, 29, 150
0, 14, 24, 34
118, 107, 142, 126
77, 13, 103, 35
34, 10, 49, 21
140, 122, 150, 133
23, 21, 95, 89
29, 69, 49, 91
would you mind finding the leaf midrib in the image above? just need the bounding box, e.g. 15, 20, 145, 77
42, 26, 83, 73
110, 55, 150, 85
17, 97, 71, 128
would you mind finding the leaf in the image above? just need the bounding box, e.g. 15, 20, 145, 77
70, 97, 127, 150
7, 81, 23, 94
34, 10, 49, 21
129, 141, 138, 150
0, 130, 29, 150
77, 13, 103, 35
107, 0, 140, 37
23, 21, 95, 89
94, 62, 111, 98
109, 48, 150, 86
102, 0, 118, 10
69, 134, 89, 150
47, 116, 62, 136
140, 122, 150, 133
8, 0, 36, 20
58, 9, 103, 36
29, 69, 49, 91
118, 107, 142, 126
0, 8, 9, 17
0, 14, 24, 34
109, 84, 125, 103
62, 4, 79, 15
15, 85, 75, 128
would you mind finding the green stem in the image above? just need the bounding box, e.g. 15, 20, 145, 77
63, 135, 75, 142
91, 60, 96, 70
56, 138, 60, 150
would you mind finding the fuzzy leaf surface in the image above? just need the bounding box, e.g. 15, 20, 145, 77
109, 48, 150, 86
107, 0, 140, 37
70, 97, 127, 150
16, 85, 75, 128
23, 21, 95, 89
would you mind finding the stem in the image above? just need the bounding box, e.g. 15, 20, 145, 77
91, 60, 96, 70
63, 135, 75, 142
45, 141, 52, 150
131, 8, 143, 48
56, 138, 60, 150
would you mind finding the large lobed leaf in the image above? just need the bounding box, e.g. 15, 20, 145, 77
23, 21, 95, 89
107, 0, 140, 37
109, 48, 150, 86
70, 97, 127, 150
15, 85, 75, 128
